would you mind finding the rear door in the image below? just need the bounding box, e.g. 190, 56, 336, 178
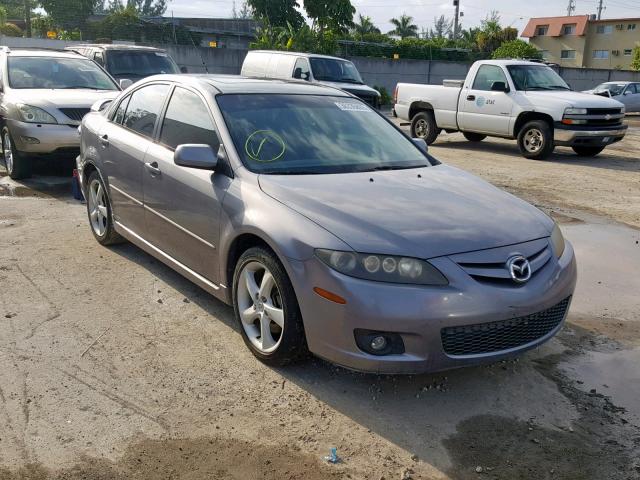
100, 83, 170, 235
143, 85, 229, 282
457, 64, 514, 135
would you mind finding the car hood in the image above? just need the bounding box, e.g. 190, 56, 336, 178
9, 89, 120, 109
258, 165, 553, 259
316, 80, 380, 96
523, 90, 624, 108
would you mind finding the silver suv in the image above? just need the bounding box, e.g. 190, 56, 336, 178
0, 47, 120, 179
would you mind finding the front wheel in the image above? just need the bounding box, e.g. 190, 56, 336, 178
2, 127, 32, 180
410, 111, 440, 145
233, 247, 307, 366
517, 120, 555, 160
572, 146, 605, 157
463, 132, 487, 142
85, 170, 124, 246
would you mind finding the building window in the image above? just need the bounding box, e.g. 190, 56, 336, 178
593, 49, 609, 59
536, 25, 549, 36
624, 49, 633, 56
563, 24, 576, 35
561, 50, 576, 59
628, 24, 637, 31
596, 25, 613, 34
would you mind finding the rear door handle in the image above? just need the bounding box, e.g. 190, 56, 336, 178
99, 134, 109, 146
466, 95, 476, 101
144, 161, 161, 176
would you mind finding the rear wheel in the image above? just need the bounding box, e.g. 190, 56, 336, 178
86, 170, 124, 246
572, 146, 605, 157
517, 120, 555, 160
410, 111, 440, 145
463, 132, 487, 142
233, 246, 307, 366
2, 127, 32, 180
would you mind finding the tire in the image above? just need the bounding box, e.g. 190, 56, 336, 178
233, 246, 307, 366
410, 111, 440, 145
572, 146, 605, 157
85, 170, 124, 246
517, 120, 555, 160
2, 127, 32, 180
463, 132, 487, 142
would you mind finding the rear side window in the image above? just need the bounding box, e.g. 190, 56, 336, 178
123, 83, 170, 137
472, 65, 508, 91
159, 87, 219, 150
112, 95, 130, 124
628, 84, 639, 94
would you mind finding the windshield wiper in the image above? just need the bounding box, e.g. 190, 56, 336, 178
56, 86, 108, 90
361, 164, 427, 172
549, 85, 571, 90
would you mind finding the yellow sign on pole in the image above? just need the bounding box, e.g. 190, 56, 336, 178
393, 53, 400, 60
47, 31, 57, 39
208, 41, 218, 48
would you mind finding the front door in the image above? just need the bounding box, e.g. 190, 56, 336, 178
457, 64, 514, 135
143, 86, 228, 283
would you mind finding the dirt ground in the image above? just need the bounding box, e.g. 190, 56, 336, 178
0, 118, 639, 480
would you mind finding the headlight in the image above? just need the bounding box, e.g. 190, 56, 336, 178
315, 249, 448, 285
550, 223, 565, 258
16, 104, 57, 124
621, 105, 626, 114
564, 107, 587, 115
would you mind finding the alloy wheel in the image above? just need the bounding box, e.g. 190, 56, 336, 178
415, 119, 429, 138
523, 128, 544, 153
3, 133, 13, 174
88, 178, 108, 237
236, 261, 285, 353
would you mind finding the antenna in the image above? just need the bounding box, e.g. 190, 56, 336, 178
566, 0, 576, 16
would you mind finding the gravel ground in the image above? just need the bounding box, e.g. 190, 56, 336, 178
0, 118, 639, 480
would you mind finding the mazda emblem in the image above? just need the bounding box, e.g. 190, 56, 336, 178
506, 255, 531, 283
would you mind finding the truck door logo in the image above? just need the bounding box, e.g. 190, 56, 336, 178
476, 96, 485, 107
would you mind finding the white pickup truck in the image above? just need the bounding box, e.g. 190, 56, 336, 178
394, 59, 628, 159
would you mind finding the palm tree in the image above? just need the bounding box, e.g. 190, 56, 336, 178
352, 14, 380, 39
388, 13, 418, 39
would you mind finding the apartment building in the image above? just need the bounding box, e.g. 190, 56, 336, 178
522, 15, 640, 69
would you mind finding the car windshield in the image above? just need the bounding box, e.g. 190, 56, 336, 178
309, 58, 363, 84
217, 94, 430, 175
507, 65, 571, 91
7, 56, 118, 90
106, 50, 180, 77
595, 83, 626, 96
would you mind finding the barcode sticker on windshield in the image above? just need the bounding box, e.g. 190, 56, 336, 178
334, 101, 370, 112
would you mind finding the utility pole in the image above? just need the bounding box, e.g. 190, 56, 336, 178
453, 0, 460, 40
566, 0, 576, 16
597, 0, 605, 20
23, 0, 32, 38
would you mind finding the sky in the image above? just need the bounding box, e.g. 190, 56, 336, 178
164, 0, 640, 35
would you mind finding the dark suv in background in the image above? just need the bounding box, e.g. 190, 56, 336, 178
66, 44, 183, 83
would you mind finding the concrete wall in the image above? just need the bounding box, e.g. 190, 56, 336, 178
3, 35, 640, 92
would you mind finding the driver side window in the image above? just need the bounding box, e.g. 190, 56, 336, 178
472, 65, 508, 91
292, 58, 310, 81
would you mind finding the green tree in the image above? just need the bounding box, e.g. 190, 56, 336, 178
475, 11, 518, 54
303, 0, 355, 32
106, 0, 167, 16
232, 1, 253, 19
247, 0, 304, 29
388, 13, 418, 39
492, 39, 542, 59
429, 15, 452, 40
351, 14, 380, 39
631, 45, 640, 71
40, 0, 101, 32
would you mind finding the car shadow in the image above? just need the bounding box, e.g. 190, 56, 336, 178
432, 139, 640, 173
0, 157, 77, 199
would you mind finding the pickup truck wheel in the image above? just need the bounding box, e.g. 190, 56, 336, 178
572, 146, 605, 157
517, 120, 554, 160
2, 127, 32, 180
463, 132, 487, 142
411, 111, 440, 145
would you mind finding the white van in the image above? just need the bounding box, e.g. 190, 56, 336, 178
241, 50, 381, 108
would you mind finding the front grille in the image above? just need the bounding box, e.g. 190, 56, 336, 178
586, 108, 622, 115
60, 108, 90, 121
441, 296, 571, 356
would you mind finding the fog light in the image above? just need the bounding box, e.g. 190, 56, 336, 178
20, 136, 40, 144
370, 335, 387, 351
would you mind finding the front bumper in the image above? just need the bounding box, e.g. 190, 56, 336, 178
7, 119, 80, 154
554, 123, 627, 147
287, 240, 577, 374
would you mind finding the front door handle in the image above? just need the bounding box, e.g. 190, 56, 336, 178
99, 134, 109, 146
144, 161, 161, 176
466, 95, 476, 101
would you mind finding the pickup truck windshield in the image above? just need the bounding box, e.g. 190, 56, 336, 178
106, 51, 180, 77
217, 94, 430, 174
507, 65, 570, 91
310, 58, 363, 84
8, 57, 118, 90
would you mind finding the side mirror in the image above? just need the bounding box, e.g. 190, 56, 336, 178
90, 99, 113, 112
412, 138, 428, 153
490, 81, 510, 93
174, 144, 217, 170
623, 90, 631, 95
119, 79, 133, 90
293, 67, 302, 79
180, 66, 188, 74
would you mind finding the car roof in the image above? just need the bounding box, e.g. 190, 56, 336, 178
248, 50, 351, 61
69, 44, 167, 52
601, 81, 633, 84
3, 48, 87, 59
138, 74, 353, 96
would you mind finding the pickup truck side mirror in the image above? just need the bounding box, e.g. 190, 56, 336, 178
491, 81, 510, 93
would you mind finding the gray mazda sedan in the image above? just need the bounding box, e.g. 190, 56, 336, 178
77, 75, 577, 374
